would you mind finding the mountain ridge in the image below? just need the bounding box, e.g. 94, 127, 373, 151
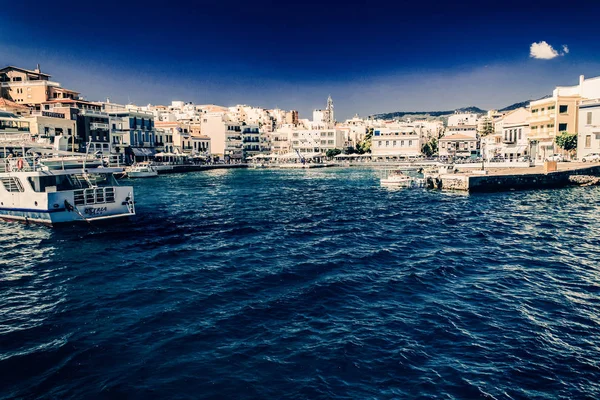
370, 96, 551, 120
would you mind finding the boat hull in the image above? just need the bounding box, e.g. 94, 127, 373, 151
127, 171, 158, 178
0, 210, 134, 226
0, 185, 136, 226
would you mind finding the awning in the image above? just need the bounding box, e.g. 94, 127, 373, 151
131, 148, 156, 157
505, 146, 527, 154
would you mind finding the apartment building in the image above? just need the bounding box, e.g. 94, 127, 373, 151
0, 65, 79, 110
528, 75, 600, 161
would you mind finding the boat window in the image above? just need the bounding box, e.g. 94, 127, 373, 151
28, 176, 58, 192
1, 177, 24, 192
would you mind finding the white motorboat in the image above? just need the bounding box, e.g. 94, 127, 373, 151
0, 155, 135, 226
126, 162, 158, 178
380, 170, 425, 188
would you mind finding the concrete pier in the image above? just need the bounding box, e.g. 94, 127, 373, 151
428, 163, 600, 192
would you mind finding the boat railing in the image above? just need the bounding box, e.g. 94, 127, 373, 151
0, 156, 37, 173
74, 187, 116, 206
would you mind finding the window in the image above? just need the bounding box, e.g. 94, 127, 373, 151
385, 141, 389, 146
409, 140, 413, 146
518, 128, 522, 139
585, 135, 592, 148
548, 105, 555, 111
1, 177, 24, 192
559, 123, 568, 132
393, 140, 396, 146
531, 126, 538, 130
532, 109, 538, 113
559, 105, 568, 114
587, 112, 593, 125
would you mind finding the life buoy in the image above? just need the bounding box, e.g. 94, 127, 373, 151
16, 158, 24, 170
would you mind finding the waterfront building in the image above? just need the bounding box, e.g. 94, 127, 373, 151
267, 129, 291, 154
528, 75, 600, 161
577, 99, 600, 160
499, 108, 530, 159
0, 65, 79, 110
155, 127, 174, 153
200, 113, 244, 161
439, 134, 480, 158
24, 111, 77, 151
281, 126, 345, 154
103, 103, 156, 163
41, 99, 110, 154
242, 125, 261, 158
371, 127, 422, 158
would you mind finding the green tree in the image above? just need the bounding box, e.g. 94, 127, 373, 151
326, 148, 342, 158
421, 138, 438, 157
356, 127, 374, 154
555, 132, 577, 156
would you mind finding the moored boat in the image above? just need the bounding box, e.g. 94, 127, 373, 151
380, 170, 425, 188
126, 162, 158, 178
0, 155, 135, 226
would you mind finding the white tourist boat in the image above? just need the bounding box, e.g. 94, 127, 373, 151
380, 170, 426, 188
0, 155, 135, 226
126, 162, 158, 178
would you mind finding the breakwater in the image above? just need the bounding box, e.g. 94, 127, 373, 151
429, 165, 600, 192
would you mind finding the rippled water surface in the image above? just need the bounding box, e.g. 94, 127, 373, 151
2, 168, 600, 399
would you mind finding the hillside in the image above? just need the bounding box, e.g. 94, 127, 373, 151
370, 97, 549, 120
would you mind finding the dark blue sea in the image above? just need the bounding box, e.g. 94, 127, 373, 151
2, 168, 600, 399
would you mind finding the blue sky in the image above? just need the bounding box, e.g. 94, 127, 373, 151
2, 0, 600, 119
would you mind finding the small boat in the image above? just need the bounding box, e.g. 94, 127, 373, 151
126, 162, 158, 178
380, 170, 425, 188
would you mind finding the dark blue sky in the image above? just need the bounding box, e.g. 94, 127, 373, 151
2, 0, 600, 119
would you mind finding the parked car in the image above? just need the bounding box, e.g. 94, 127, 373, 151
517, 155, 531, 162
545, 154, 565, 162
582, 153, 600, 162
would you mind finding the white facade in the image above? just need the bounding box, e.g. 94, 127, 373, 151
577, 99, 600, 160
447, 113, 479, 127
371, 127, 421, 157
483, 108, 530, 159
554, 75, 600, 99
286, 127, 345, 153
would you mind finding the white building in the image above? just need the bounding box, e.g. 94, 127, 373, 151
371, 127, 422, 157
284, 127, 345, 154
577, 99, 600, 160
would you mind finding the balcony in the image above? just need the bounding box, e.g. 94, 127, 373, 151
90, 122, 109, 130
528, 112, 555, 124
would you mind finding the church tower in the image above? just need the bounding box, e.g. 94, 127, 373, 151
325, 95, 334, 127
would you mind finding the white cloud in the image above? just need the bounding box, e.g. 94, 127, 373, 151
529, 41, 569, 59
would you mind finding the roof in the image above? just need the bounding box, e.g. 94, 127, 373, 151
0, 98, 30, 110
440, 134, 478, 141
42, 99, 99, 106
0, 66, 51, 78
